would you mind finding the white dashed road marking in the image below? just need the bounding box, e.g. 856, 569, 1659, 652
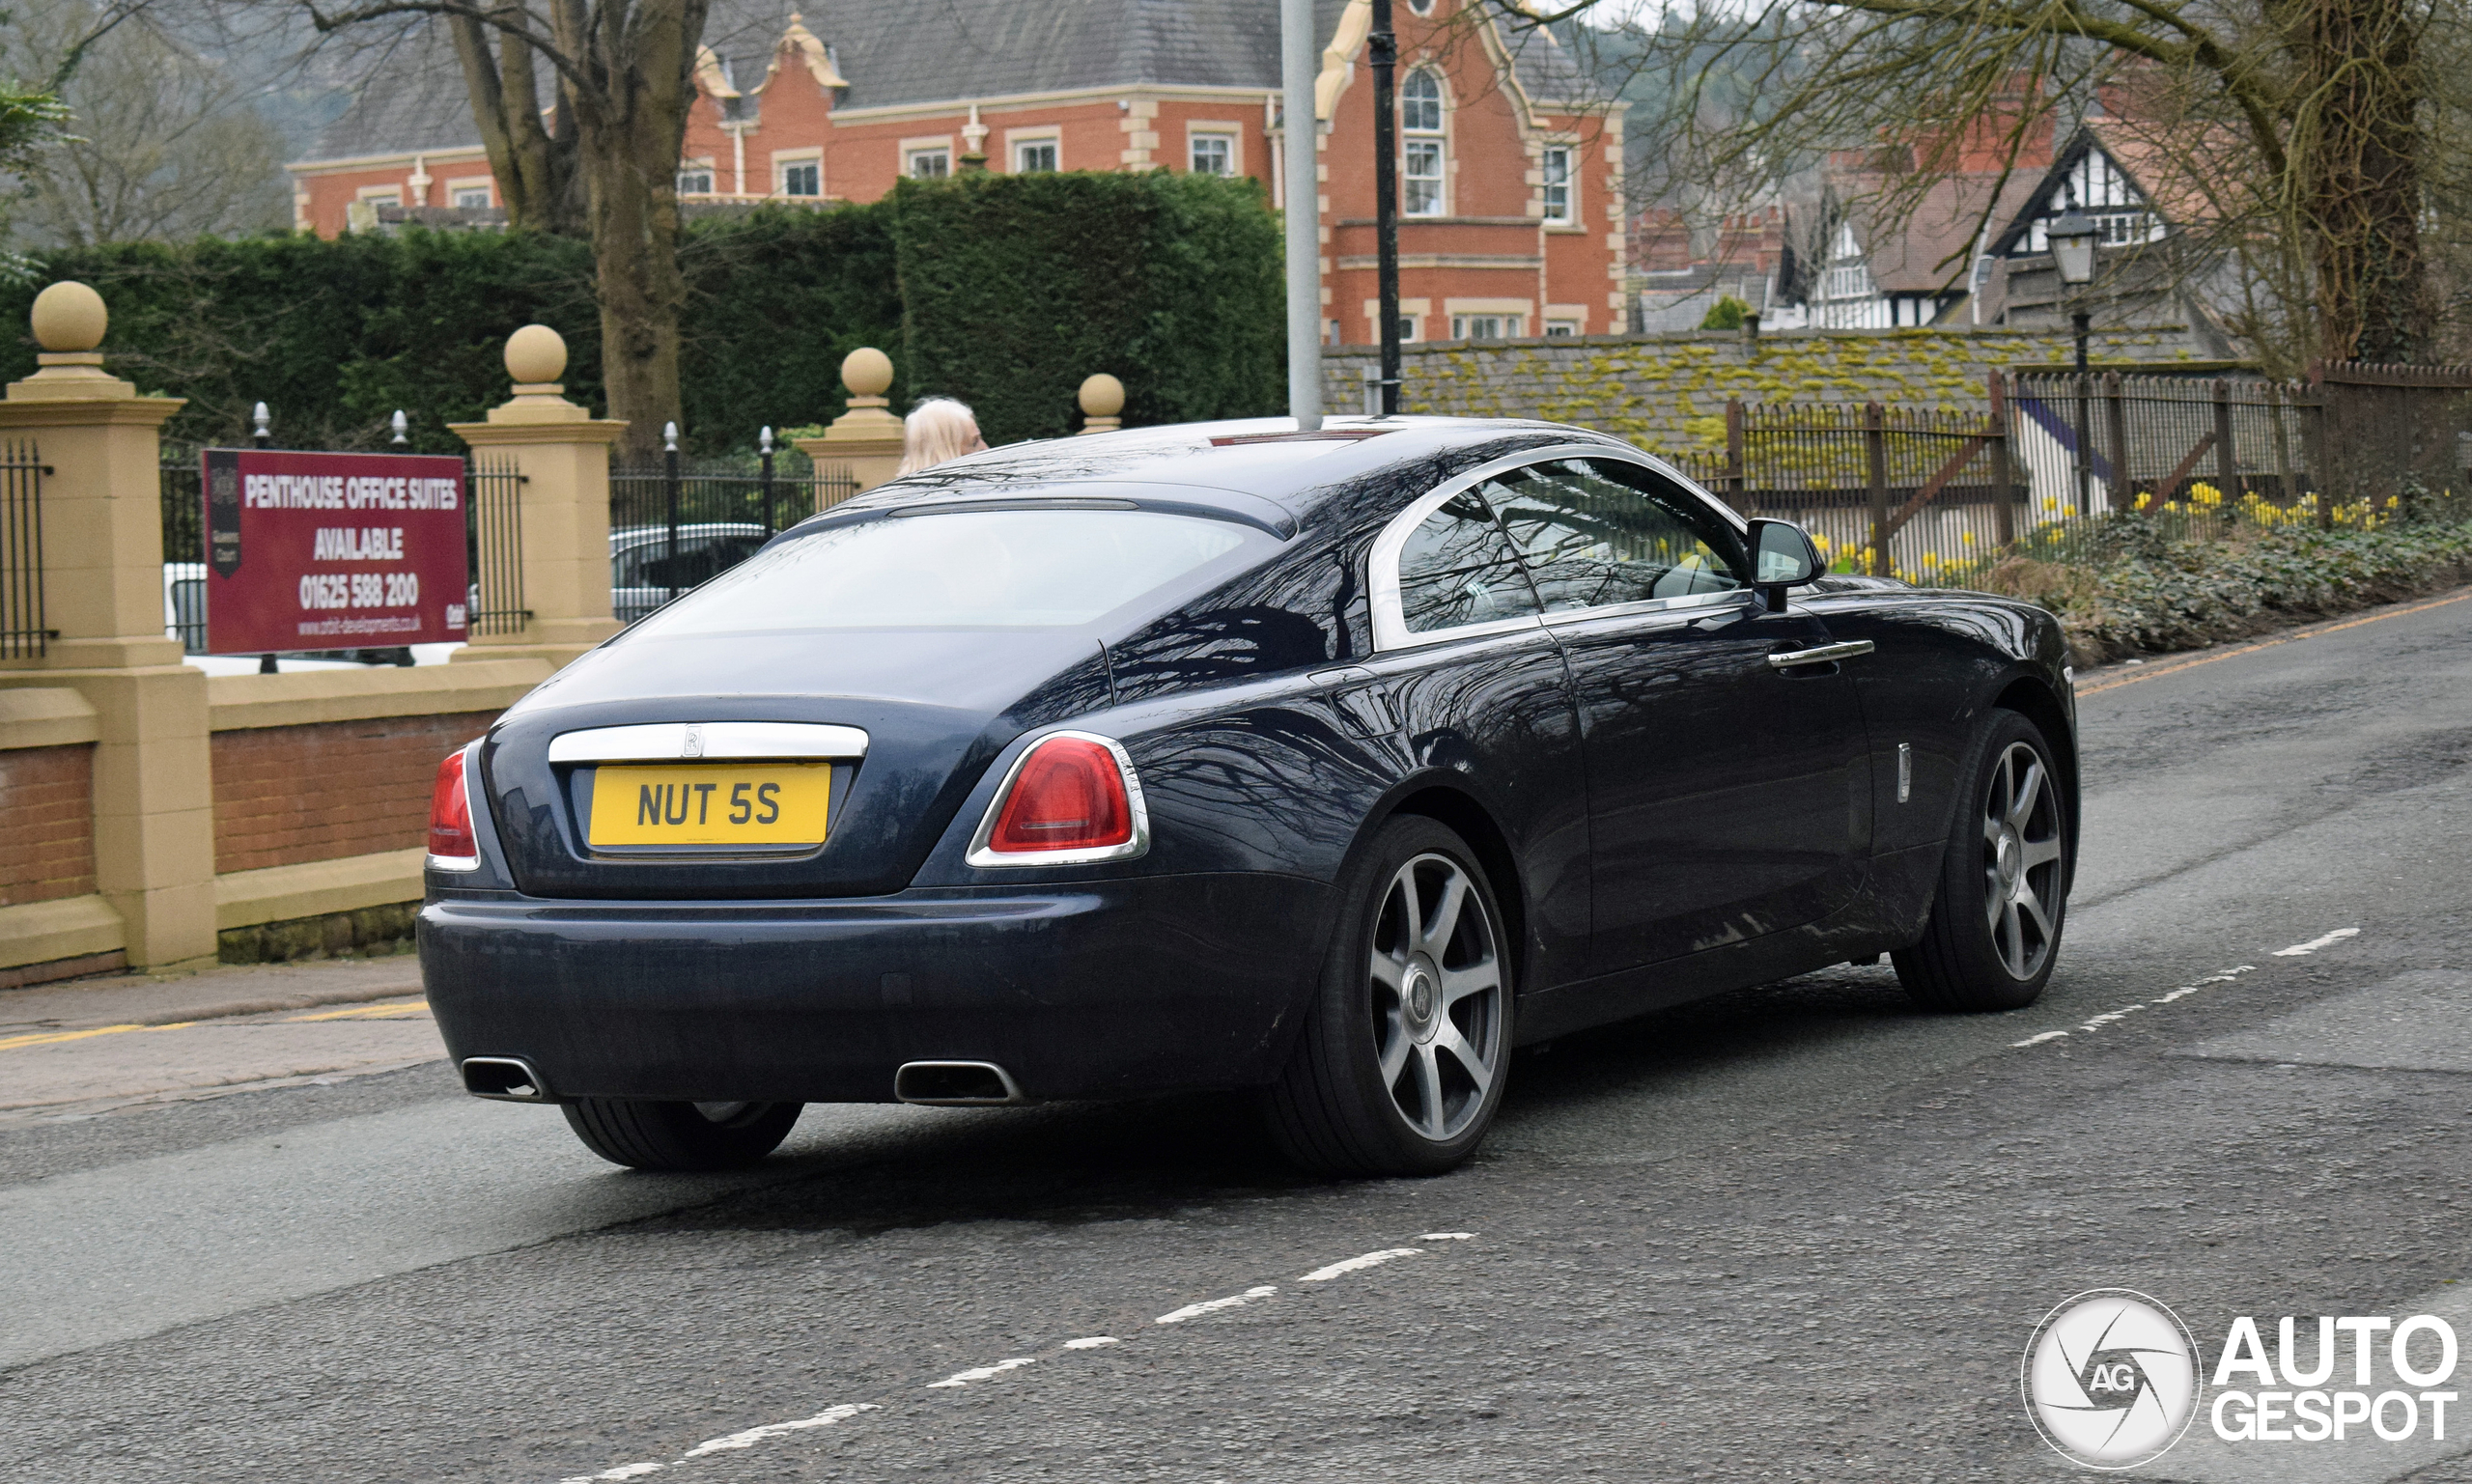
678, 1405, 878, 1458
1155, 1284, 1277, 1325
553, 1236, 1479, 1482
1300, 1247, 1421, 1282
926, 1358, 1034, 1388
2008, 925, 2365, 1050
2274, 926, 2362, 956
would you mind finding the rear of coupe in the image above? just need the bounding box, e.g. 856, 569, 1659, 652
417, 499, 1333, 1107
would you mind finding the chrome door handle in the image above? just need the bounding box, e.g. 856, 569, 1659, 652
1766, 640, 1874, 669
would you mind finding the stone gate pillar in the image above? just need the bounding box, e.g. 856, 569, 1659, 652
0, 282, 214, 970
449, 325, 628, 669
794, 348, 905, 495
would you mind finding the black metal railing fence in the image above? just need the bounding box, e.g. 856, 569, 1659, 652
609, 441, 858, 625
0, 440, 46, 658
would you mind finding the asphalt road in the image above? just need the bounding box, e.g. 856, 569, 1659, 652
9, 589, 2472, 1483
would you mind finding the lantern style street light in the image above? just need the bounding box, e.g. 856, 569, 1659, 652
2046, 209, 2100, 517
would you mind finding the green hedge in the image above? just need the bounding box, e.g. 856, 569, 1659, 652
0, 174, 1281, 456
890, 171, 1283, 445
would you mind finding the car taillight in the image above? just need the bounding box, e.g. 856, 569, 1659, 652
971, 733, 1147, 865
427, 748, 480, 870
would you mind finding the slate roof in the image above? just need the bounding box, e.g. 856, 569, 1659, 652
304, 0, 1609, 164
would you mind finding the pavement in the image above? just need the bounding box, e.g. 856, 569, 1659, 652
6, 587, 2472, 1482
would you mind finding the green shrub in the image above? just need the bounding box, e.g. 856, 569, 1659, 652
0, 176, 1280, 456
1971, 518, 2472, 663
889, 170, 1283, 445
1700, 294, 1751, 331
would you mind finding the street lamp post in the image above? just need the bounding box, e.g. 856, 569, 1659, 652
1370, 0, 1401, 416
2047, 209, 2099, 518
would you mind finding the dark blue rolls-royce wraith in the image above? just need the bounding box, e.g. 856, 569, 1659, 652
419, 416, 2076, 1175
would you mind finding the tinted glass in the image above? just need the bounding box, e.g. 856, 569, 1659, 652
628, 509, 1251, 635
1396, 491, 1539, 634
1481, 459, 1749, 611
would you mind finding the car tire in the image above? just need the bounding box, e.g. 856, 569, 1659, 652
1894, 710, 2069, 1012
1262, 815, 1514, 1176
562, 1098, 803, 1171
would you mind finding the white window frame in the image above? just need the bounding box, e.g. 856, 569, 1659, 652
1544, 320, 1580, 338
355, 185, 404, 206
446, 176, 496, 208
675, 163, 714, 196
775, 151, 823, 198
1009, 131, 1061, 174
1539, 145, 1575, 224
1366, 445, 1752, 653
907, 149, 951, 179
1189, 131, 1235, 177
1401, 70, 1446, 216
1450, 314, 1521, 341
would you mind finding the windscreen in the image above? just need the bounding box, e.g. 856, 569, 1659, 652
624, 507, 1254, 636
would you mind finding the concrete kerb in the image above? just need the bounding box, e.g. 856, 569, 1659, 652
0, 955, 427, 1036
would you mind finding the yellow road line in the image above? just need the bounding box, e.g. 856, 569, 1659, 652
286, 999, 428, 1022
2077, 586, 2472, 697
0, 1021, 192, 1052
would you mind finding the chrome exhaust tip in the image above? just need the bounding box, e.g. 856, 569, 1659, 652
461, 1055, 554, 1103
894, 1060, 1031, 1106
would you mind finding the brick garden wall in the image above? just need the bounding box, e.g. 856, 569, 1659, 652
0, 742, 96, 908
211, 710, 500, 875
1321, 325, 2207, 460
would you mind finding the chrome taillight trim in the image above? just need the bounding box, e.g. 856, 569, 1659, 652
964, 730, 1151, 869
427, 742, 483, 873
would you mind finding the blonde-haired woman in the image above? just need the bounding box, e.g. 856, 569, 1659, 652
897, 397, 987, 476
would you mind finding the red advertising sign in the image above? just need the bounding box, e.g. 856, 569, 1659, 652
201, 449, 470, 654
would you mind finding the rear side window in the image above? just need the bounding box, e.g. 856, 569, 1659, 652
624, 508, 1253, 635
1482, 458, 1748, 611
1395, 491, 1540, 634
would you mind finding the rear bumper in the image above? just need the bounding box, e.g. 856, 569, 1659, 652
418, 873, 1333, 1104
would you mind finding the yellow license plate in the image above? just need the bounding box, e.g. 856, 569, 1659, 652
588, 764, 831, 847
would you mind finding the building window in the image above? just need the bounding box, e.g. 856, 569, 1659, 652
908, 149, 950, 179
358, 188, 403, 208
675, 167, 712, 196
1451, 315, 1518, 340
1545, 320, 1579, 337
1401, 71, 1445, 216
780, 160, 820, 197
452, 186, 493, 208
1190, 133, 1233, 176
1015, 140, 1058, 173
1540, 147, 1573, 223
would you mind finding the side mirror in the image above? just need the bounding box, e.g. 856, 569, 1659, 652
1747, 518, 1822, 610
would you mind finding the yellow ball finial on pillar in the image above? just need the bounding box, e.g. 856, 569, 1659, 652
841, 347, 894, 403
505, 323, 568, 387
1077, 373, 1124, 434
31, 282, 107, 353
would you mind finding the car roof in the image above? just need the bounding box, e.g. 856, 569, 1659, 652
807, 415, 1639, 534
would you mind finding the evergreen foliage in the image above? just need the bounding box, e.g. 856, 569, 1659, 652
890, 171, 1284, 445
0, 177, 1280, 455
1699, 294, 1751, 331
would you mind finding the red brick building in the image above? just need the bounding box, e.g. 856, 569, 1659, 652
286, 0, 1626, 344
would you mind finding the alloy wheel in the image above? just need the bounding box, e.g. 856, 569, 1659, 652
1367, 852, 1504, 1141
1980, 742, 2065, 979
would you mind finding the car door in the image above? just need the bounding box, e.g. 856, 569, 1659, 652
1477, 454, 1871, 971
